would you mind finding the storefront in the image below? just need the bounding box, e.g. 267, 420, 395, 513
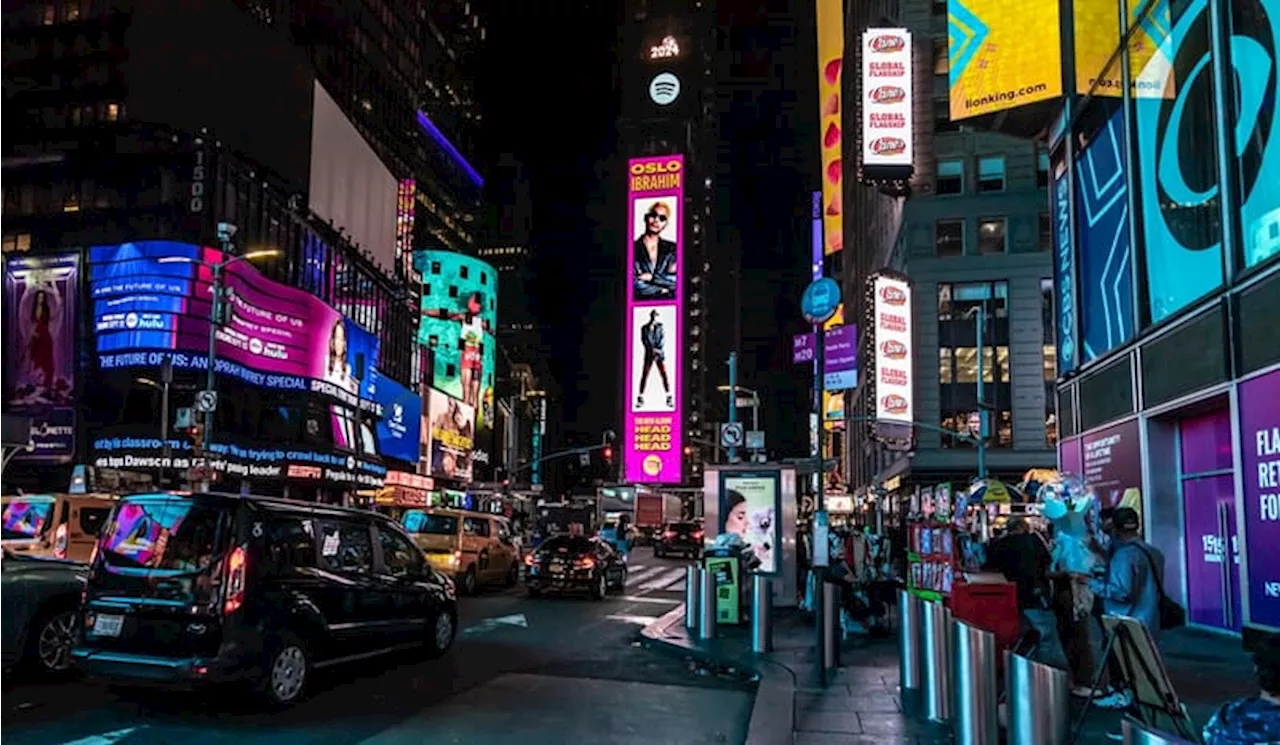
1058, 365, 1280, 638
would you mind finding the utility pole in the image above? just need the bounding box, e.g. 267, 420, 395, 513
727, 352, 739, 463
971, 302, 989, 479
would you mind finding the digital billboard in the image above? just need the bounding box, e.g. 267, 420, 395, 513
1133, 0, 1224, 323
427, 387, 474, 483
414, 250, 497, 427
871, 275, 913, 425
861, 29, 914, 169
1072, 0, 1172, 97
89, 241, 380, 407
816, 0, 844, 254
1052, 151, 1078, 375
367, 369, 422, 465
1234, 0, 1280, 272
947, 0, 1063, 120
1075, 108, 1135, 362
624, 155, 684, 483
3, 253, 80, 461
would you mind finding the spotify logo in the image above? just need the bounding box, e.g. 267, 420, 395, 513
649, 72, 681, 106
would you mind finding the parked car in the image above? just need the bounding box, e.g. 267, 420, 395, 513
524, 535, 627, 600
2, 493, 115, 562
1, 549, 86, 676
654, 521, 705, 559
73, 491, 458, 706
402, 507, 519, 594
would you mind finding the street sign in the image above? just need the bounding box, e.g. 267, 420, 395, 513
719, 422, 744, 449
746, 430, 765, 450
174, 407, 194, 431
195, 390, 218, 414
735, 396, 755, 409
801, 277, 841, 325
579, 452, 590, 467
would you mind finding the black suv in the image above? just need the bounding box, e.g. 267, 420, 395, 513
73, 491, 458, 706
654, 521, 704, 559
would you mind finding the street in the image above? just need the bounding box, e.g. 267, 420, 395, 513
2, 550, 751, 745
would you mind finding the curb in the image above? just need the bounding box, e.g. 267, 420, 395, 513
641, 604, 795, 745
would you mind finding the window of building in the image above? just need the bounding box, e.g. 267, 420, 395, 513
934, 99, 960, 134
937, 159, 964, 195
977, 156, 1006, 192
935, 220, 964, 257
933, 39, 948, 76
1042, 278, 1058, 446
978, 217, 1007, 254
948, 346, 1011, 383
940, 410, 1013, 448
1039, 212, 1052, 251
1037, 150, 1050, 188
939, 347, 953, 383
932, 0, 946, 14
1, 234, 32, 253
938, 281, 1010, 321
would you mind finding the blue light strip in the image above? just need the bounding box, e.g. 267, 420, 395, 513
415, 110, 484, 188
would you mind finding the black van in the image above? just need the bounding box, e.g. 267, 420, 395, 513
72, 491, 458, 705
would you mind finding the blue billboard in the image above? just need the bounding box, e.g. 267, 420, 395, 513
1075, 108, 1135, 362
1132, 0, 1224, 323
367, 369, 422, 464
1238, 0, 1280, 270
1052, 153, 1077, 375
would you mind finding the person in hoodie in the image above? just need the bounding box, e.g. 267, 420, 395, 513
1203, 636, 1280, 745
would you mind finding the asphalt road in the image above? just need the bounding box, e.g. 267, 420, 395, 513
2, 549, 752, 745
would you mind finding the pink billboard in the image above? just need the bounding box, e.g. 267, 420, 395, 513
623, 155, 684, 483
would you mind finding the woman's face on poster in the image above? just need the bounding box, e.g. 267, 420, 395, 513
724, 500, 748, 536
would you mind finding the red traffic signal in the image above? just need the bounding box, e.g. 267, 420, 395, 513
602, 446, 613, 462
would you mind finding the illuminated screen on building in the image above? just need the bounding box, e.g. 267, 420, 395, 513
414, 250, 497, 430
946, 0, 1063, 120
623, 155, 684, 484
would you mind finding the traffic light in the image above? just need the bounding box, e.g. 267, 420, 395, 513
602, 445, 613, 464
189, 423, 205, 455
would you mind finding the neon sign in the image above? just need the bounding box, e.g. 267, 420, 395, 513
649, 35, 680, 59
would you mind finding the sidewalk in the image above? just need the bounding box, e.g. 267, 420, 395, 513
641, 604, 1257, 745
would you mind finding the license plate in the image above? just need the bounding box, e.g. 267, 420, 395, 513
93, 614, 124, 637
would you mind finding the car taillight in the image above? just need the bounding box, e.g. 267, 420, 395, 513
692, 530, 705, 540
222, 545, 248, 616
524, 553, 535, 566
54, 524, 68, 559
663, 531, 676, 539
574, 557, 596, 569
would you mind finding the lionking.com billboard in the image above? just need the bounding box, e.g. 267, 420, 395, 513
623, 155, 684, 484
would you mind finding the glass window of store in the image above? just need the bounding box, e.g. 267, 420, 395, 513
1178, 406, 1241, 633
1227, 3, 1280, 272
1042, 279, 1057, 446
1130, 0, 1225, 325
938, 281, 1012, 448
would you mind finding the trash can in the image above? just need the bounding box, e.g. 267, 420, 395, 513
952, 619, 998, 745
1006, 651, 1070, 745
921, 599, 952, 723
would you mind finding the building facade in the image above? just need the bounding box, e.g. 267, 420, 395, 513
843, 0, 1057, 498
1, 0, 494, 504
1046, 0, 1280, 642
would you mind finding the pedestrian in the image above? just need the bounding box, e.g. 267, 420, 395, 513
986, 515, 1067, 669
1203, 635, 1280, 744
1080, 506, 1165, 715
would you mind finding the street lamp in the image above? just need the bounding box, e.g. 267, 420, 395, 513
159, 227, 281, 490
962, 302, 990, 480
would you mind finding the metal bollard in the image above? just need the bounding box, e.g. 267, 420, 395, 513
921, 600, 952, 723
751, 574, 772, 653
698, 567, 716, 640
685, 565, 701, 629
898, 590, 923, 693
822, 581, 839, 670
1006, 652, 1070, 745
952, 619, 999, 745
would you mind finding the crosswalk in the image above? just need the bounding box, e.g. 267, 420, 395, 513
624, 563, 689, 593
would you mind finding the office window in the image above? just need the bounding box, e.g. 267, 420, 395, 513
1039, 213, 1052, 251
933, 39, 949, 76
1037, 150, 1050, 188
950, 347, 1010, 383
938, 281, 1010, 321
932, 0, 946, 14
936, 220, 964, 257
978, 217, 1007, 254
937, 159, 964, 195
940, 410, 1013, 448
977, 156, 1006, 192
939, 347, 953, 383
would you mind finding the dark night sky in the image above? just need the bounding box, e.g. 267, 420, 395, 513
478, 3, 818, 456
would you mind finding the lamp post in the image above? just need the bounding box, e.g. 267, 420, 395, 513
159, 225, 280, 490
962, 302, 990, 480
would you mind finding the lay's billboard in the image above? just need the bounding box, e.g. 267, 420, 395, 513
1073, 0, 1173, 97
816, 0, 843, 255
947, 0, 1063, 120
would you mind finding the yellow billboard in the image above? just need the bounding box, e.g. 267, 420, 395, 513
947, 0, 1064, 120
816, 0, 844, 255
1073, 0, 1173, 97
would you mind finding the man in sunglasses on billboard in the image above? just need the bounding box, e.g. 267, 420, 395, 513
633, 200, 678, 301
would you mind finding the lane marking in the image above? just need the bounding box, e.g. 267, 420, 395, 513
461, 613, 528, 636
58, 727, 144, 745
619, 595, 681, 604
606, 613, 662, 626
641, 567, 687, 590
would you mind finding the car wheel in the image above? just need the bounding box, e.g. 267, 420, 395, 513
461, 566, 478, 595
505, 560, 519, 587
260, 633, 310, 707
590, 572, 607, 601
655, 547, 664, 558
613, 567, 628, 591
25, 605, 78, 676
425, 608, 456, 658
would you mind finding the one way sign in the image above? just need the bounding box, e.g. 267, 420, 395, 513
719, 422, 744, 449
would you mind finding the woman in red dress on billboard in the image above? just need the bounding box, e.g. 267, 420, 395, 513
425, 292, 488, 408
26, 289, 57, 393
